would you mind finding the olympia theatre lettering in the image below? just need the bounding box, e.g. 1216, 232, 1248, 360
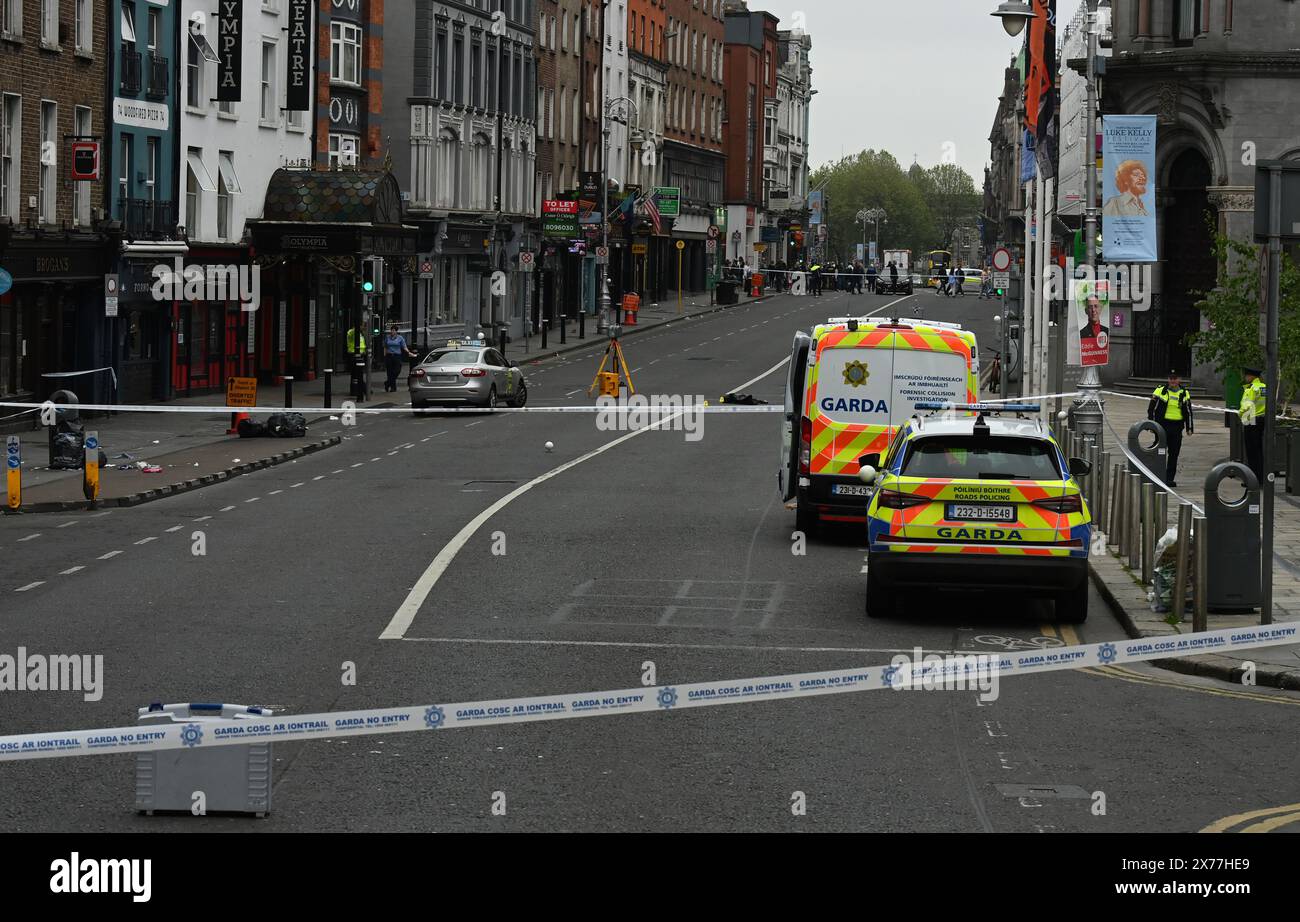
217, 0, 243, 102
286, 0, 312, 111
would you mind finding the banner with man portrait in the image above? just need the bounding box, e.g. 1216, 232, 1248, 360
1070, 278, 1111, 367
1101, 115, 1158, 262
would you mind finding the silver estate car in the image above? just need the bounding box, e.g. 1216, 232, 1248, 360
409, 345, 529, 410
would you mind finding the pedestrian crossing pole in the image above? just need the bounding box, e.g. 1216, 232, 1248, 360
676, 240, 684, 313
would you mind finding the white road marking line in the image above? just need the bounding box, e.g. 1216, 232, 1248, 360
432, 431, 448, 437
313, 475, 326, 481
17, 534, 40, 542
56, 521, 77, 528
371, 457, 381, 462
332, 469, 344, 474
244, 497, 260, 503
268, 490, 283, 496
165, 526, 183, 533
88, 511, 111, 518
351, 462, 365, 468
219, 505, 236, 512
565, 389, 582, 396
388, 451, 398, 456
402, 637, 959, 655
193, 516, 211, 522
135, 537, 156, 545
381, 353, 795, 641
59, 566, 84, 576
15, 581, 44, 592
291, 482, 304, 488
466, 421, 483, 428
97, 551, 122, 560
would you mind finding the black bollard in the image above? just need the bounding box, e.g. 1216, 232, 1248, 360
579, 308, 585, 339
284, 376, 294, 408
323, 369, 333, 409
541, 318, 548, 350
560, 313, 567, 345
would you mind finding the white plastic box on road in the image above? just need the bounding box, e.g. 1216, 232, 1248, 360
135, 702, 274, 817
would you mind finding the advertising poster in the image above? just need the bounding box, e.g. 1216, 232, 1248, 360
1071, 278, 1111, 367
1102, 115, 1158, 262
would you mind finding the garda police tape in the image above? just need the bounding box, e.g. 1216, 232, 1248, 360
0, 623, 1295, 763
0, 401, 783, 416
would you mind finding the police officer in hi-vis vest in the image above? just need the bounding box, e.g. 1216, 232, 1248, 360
1147, 370, 1193, 487
1240, 365, 1267, 485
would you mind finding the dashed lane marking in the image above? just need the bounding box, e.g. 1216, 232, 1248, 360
56, 521, 77, 528
15, 581, 44, 592
97, 551, 121, 560
18, 534, 40, 542
290, 482, 304, 488
134, 537, 156, 545
244, 497, 260, 503
268, 490, 283, 495
193, 516, 211, 522
219, 505, 236, 512
165, 526, 183, 533
313, 475, 326, 481
59, 566, 84, 576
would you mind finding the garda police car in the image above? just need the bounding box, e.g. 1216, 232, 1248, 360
779, 317, 979, 535
857, 402, 1093, 623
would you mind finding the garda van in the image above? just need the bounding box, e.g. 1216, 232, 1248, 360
778, 317, 979, 534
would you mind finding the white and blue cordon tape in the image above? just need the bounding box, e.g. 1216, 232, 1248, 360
1, 623, 1295, 763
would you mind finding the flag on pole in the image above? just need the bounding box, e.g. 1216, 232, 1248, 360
642, 193, 663, 236
1024, 0, 1058, 180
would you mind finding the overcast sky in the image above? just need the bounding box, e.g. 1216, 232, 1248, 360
757, 0, 1084, 182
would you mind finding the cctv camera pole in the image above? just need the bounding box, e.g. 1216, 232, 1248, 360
1071, 0, 1105, 448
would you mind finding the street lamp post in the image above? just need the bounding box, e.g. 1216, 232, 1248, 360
600, 95, 637, 334
1072, 0, 1106, 447
856, 207, 886, 265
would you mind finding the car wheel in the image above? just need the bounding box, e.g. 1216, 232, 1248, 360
486, 387, 498, 410
411, 398, 427, 416
1055, 591, 1088, 624
864, 560, 894, 619
795, 497, 818, 538
512, 382, 528, 408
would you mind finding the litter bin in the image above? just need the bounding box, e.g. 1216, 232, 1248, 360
135, 702, 275, 817
1203, 462, 1262, 612
1127, 420, 1167, 485
716, 281, 738, 305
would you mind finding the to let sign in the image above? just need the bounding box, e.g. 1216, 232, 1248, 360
285, 0, 312, 111
226, 376, 257, 408
216, 0, 243, 102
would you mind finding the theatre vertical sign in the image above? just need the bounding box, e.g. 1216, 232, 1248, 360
286, 0, 313, 111
216, 0, 243, 102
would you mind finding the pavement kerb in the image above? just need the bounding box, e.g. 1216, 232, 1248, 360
1088, 548, 1300, 690
4, 435, 342, 514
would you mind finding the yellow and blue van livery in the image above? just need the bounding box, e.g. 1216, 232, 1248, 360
860, 403, 1093, 623
779, 318, 979, 536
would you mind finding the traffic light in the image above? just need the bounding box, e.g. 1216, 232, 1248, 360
361, 258, 376, 294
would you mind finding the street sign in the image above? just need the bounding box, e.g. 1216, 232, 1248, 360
519, 251, 535, 272
707, 224, 720, 239
595, 246, 609, 259
653, 187, 681, 217
993, 272, 1010, 290
631, 243, 648, 255
226, 376, 258, 408
705, 239, 717, 253
992, 248, 1012, 272
71, 141, 100, 181
5, 435, 19, 511
419, 259, 434, 279
83, 430, 99, 502
104, 274, 119, 317
676, 240, 685, 250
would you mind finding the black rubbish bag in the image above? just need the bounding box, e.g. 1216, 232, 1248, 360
50, 431, 84, 469
237, 418, 268, 438
266, 412, 307, 438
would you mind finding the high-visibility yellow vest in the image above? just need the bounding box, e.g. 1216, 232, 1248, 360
1241, 379, 1266, 425
347, 329, 367, 353
1152, 386, 1187, 422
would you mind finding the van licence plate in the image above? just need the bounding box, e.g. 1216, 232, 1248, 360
832, 484, 873, 497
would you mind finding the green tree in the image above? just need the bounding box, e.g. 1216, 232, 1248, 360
1189, 230, 1300, 411
810, 150, 935, 263
917, 163, 981, 251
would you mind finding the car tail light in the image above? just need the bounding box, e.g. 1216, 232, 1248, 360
461, 368, 486, 377
413, 368, 426, 378
799, 416, 812, 474
877, 490, 930, 510
1032, 495, 1083, 514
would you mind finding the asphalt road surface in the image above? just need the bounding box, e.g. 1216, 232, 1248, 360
2, 287, 1298, 833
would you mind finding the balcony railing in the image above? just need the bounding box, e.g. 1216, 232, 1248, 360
146, 53, 169, 99
120, 48, 141, 95
118, 198, 178, 240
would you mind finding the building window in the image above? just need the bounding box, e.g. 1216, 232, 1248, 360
217, 151, 240, 241
145, 136, 157, 201
437, 127, 459, 208
435, 24, 447, 98
453, 30, 464, 103
471, 38, 482, 107
261, 41, 276, 122
558, 87, 565, 142
331, 22, 362, 86
328, 133, 358, 169
3, 0, 23, 37
186, 148, 216, 233
187, 34, 204, 108
1, 94, 18, 221
1173, 0, 1202, 43
38, 101, 55, 223
73, 106, 91, 226
147, 6, 159, 52
41, 0, 57, 46
485, 43, 495, 107
471, 132, 490, 210
118, 135, 130, 202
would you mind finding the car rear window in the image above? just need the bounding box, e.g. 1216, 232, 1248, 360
901, 436, 1060, 480
423, 349, 481, 364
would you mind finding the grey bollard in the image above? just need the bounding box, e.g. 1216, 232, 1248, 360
1114, 465, 1128, 554
1099, 450, 1113, 534
1141, 482, 1156, 585
1127, 420, 1168, 486
1172, 501, 1193, 621
1128, 473, 1142, 570
1109, 462, 1124, 549
1202, 462, 1263, 612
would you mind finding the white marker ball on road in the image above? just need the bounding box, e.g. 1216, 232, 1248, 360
545, 441, 554, 452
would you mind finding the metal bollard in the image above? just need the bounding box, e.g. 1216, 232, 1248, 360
1086, 443, 1099, 523
1128, 473, 1142, 570
1141, 482, 1156, 585
323, 369, 333, 409
1193, 512, 1209, 632
560, 313, 567, 344
1099, 450, 1112, 534
579, 308, 585, 339
1109, 462, 1124, 549
1172, 501, 1193, 621
284, 376, 294, 409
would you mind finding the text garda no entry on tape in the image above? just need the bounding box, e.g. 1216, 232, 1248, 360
0, 624, 1295, 762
